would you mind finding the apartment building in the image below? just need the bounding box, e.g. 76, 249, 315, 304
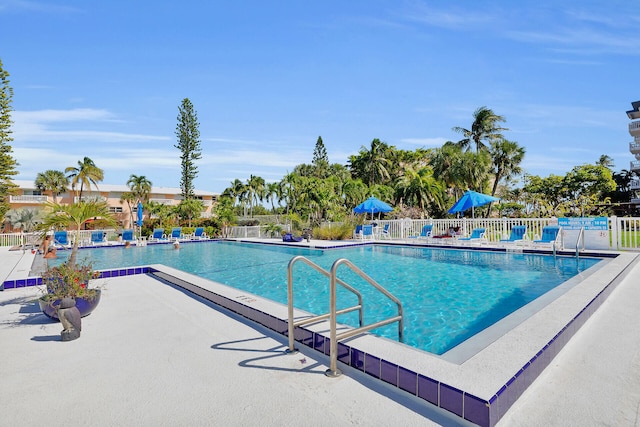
9, 180, 219, 229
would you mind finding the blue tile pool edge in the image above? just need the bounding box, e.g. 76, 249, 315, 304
1, 266, 153, 291
144, 256, 638, 427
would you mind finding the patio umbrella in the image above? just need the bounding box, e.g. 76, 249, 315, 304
448, 190, 500, 218
353, 196, 393, 219
136, 202, 143, 227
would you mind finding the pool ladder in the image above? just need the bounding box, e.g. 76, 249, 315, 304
286, 255, 404, 378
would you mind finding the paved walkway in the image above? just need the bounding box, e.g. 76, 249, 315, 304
1, 246, 640, 426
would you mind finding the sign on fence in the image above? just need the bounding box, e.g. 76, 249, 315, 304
558, 217, 609, 250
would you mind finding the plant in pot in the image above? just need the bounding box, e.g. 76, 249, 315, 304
37, 199, 118, 320
38, 260, 102, 320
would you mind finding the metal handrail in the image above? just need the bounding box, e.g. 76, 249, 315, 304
326, 258, 404, 377
286, 256, 364, 354
576, 227, 585, 259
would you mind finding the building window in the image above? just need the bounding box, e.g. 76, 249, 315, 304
109, 207, 123, 213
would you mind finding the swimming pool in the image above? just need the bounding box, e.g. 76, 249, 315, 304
52, 241, 601, 355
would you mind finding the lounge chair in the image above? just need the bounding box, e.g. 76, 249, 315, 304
362, 224, 374, 240
379, 223, 390, 239
282, 233, 303, 242
170, 227, 183, 240
121, 229, 136, 244
408, 224, 433, 241
54, 231, 71, 248
193, 227, 208, 239
457, 227, 487, 244
354, 225, 364, 240
499, 225, 527, 245
90, 230, 107, 246
533, 226, 561, 247
149, 228, 166, 242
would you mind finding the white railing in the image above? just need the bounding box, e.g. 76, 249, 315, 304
0, 232, 40, 248
4, 219, 640, 251
616, 217, 640, 250
9, 195, 48, 203
631, 161, 640, 171
630, 142, 640, 154
227, 224, 291, 239
73, 195, 107, 203
373, 217, 553, 242
630, 181, 640, 190
149, 198, 176, 206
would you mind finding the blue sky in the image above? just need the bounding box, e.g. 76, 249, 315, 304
2, 0, 638, 193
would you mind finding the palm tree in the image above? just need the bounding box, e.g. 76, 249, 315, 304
126, 174, 152, 204
146, 201, 173, 228
65, 157, 104, 200
395, 167, 445, 216
6, 208, 42, 232
119, 192, 137, 228
596, 154, 615, 170
38, 200, 117, 266
126, 174, 152, 225
246, 175, 265, 217
430, 142, 464, 195
34, 170, 68, 203
225, 178, 248, 217
453, 106, 508, 153
489, 139, 525, 197
348, 139, 392, 186
265, 182, 280, 213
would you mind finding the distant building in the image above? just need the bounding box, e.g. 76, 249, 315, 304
8, 180, 219, 230
628, 101, 640, 209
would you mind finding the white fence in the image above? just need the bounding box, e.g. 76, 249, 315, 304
4, 218, 640, 251
226, 217, 640, 252
0, 229, 121, 249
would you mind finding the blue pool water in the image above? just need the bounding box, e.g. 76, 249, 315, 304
52, 241, 601, 355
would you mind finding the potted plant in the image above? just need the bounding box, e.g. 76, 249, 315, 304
36, 200, 118, 320
38, 260, 102, 320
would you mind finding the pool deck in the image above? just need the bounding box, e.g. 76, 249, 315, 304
2, 242, 640, 426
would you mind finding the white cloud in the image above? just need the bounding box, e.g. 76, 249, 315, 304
13, 108, 115, 122
12, 108, 170, 143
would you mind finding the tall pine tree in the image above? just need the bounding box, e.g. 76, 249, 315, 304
0, 58, 19, 220
175, 98, 202, 199
312, 136, 329, 178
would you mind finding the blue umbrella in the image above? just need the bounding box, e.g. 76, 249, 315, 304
136, 202, 143, 227
448, 190, 500, 218
353, 196, 393, 218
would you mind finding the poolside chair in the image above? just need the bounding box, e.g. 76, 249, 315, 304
408, 224, 433, 241
170, 227, 183, 240
362, 224, 375, 240
149, 228, 166, 242
499, 225, 528, 245
354, 225, 363, 240
457, 227, 487, 244
533, 226, 561, 248
379, 223, 390, 239
193, 227, 208, 240
54, 231, 71, 248
121, 229, 136, 244
90, 230, 107, 246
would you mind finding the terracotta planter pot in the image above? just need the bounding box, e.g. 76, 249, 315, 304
38, 289, 102, 321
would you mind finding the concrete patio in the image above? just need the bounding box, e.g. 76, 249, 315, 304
1, 246, 640, 426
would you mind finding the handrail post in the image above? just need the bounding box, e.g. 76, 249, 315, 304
285, 255, 302, 354
325, 261, 341, 377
